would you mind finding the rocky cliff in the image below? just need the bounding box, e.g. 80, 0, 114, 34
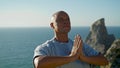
85, 18, 115, 54
85, 18, 120, 68
104, 39, 120, 68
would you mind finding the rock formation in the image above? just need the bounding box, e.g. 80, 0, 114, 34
102, 39, 120, 68
85, 18, 115, 54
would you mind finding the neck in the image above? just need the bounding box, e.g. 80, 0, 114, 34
55, 33, 69, 43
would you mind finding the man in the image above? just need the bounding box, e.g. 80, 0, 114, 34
33, 11, 108, 68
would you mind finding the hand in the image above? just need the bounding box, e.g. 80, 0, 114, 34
69, 34, 83, 59
78, 36, 85, 60
78, 35, 84, 57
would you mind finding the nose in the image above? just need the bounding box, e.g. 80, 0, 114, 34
63, 22, 67, 24
63, 22, 70, 27
63, 22, 68, 26
63, 21, 69, 24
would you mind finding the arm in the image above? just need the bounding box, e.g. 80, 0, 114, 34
34, 35, 82, 68
79, 54, 108, 65
34, 55, 76, 68
78, 35, 108, 65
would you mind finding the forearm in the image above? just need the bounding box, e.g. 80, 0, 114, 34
79, 55, 108, 66
34, 55, 76, 68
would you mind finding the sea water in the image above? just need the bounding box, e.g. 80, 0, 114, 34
0, 27, 119, 68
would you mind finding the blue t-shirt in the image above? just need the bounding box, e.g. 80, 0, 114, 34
34, 38, 99, 68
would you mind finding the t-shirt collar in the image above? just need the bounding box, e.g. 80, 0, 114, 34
52, 37, 71, 44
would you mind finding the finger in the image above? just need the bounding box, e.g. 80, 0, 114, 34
77, 34, 81, 39
74, 35, 79, 46
76, 34, 81, 45
78, 35, 83, 46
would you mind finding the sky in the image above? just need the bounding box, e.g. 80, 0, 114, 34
0, 0, 120, 27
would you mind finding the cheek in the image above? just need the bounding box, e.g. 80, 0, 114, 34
53, 25, 59, 31
55, 23, 62, 28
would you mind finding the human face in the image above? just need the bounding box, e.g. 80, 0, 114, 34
53, 12, 71, 34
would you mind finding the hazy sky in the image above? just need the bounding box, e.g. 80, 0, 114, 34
0, 0, 120, 27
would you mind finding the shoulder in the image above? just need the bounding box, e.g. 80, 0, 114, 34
83, 43, 95, 51
37, 40, 52, 48
35, 39, 54, 50
34, 39, 54, 56
83, 43, 91, 48
83, 43, 99, 56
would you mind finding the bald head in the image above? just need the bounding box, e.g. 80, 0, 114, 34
51, 11, 69, 23
50, 11, 71, 33
52, 11, 68, 17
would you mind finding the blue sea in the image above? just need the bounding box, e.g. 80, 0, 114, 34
0, 27, 120, 68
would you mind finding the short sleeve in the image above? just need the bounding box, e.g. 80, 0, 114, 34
33, 45, 47, 58
83, 43, 99, 56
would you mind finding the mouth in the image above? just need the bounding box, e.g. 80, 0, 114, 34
63, 26, 71, 30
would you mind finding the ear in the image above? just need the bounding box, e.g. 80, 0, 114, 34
50, 22, 54, 29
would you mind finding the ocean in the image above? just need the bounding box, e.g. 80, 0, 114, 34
0, 27, 119, 68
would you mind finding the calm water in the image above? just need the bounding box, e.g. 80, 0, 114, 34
0, 27, 119, 68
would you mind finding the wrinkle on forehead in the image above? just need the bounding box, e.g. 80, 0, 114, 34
58, 13, 68, 19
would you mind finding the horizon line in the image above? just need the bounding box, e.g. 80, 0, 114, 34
0, 26, 120, 28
